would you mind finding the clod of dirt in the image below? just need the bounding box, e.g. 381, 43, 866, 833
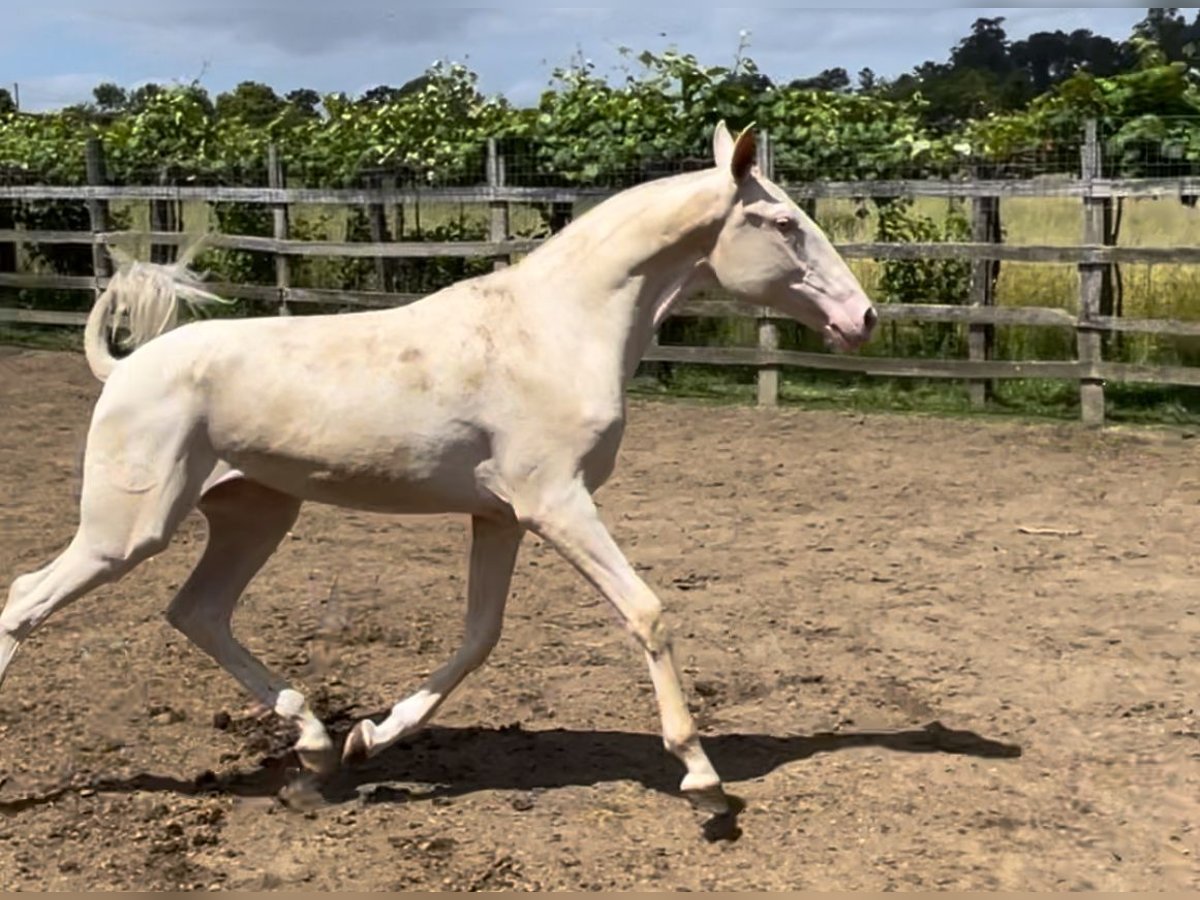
149, 707, 186, 725
356, 783, 414, 805
511, 793, 536, 812
422, 837, 457, 858
277, 772, 327, 812
672, 573, 718, 591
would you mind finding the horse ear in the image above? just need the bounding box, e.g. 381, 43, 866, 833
712, 121, 735, 168
731, 125, 756, 182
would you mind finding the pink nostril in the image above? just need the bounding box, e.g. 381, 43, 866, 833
863, 307, 878, 332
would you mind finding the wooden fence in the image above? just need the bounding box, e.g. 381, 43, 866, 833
2, 125, 1200, 425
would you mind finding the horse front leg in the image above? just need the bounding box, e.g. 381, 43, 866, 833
524, 481, 730, 816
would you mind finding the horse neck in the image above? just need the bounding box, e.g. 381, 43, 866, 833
516, 172, 728, 384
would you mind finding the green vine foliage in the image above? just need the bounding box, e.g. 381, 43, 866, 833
2, 50, 1196, 189
295, 62, 513, 186
874, 198, 973, 357
958, 62, 1200, 175
506, 49, 952, 185
877, 199, 972, 304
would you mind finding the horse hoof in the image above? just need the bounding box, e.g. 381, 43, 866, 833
342, 720, 372, 766
683, 781, 732, 816
684, 787, 745, 843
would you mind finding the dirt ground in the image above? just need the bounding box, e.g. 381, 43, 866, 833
0, 346, 1197, 891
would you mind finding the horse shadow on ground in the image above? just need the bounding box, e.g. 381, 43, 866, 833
0, 718, 1021, 840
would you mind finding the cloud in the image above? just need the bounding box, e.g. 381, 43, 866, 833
3, 6, 1151, 112
58, 1, 503, 56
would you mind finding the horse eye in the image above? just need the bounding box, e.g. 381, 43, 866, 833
775, 217, 798, 233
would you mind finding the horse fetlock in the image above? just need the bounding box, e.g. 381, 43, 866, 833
295, 734, 338, 776
663, 730, 701, 759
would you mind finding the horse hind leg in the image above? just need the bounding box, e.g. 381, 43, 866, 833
165, 477, 335, 775
0, 419, 214, 694
0, 538, 131, 690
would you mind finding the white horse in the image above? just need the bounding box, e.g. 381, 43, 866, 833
0, 123, 876, 818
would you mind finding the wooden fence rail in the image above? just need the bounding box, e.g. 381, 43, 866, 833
4, 229, 1200, 265
2, 123, 1198, 424
1, 176, 1198, 204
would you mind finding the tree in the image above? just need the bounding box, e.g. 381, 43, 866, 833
1134, 8, 1200, 62
93, 82, 128, 112
284, 88, 322, 119
359, 84, 406, 106
0, 87, 14, 116
789, 67, 850, 93
1010, 29, 1131, 95
359, 75, 440, 106
215, 81, 284, 127
951, 17, 1013, 75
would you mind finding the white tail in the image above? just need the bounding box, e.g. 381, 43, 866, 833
83, 235, 234, 382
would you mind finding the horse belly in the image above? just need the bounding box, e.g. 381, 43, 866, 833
204, 389, 499, 514
221, 440, 498, 515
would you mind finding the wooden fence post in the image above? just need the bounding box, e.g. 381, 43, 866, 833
84, 137, 111, 295
365, 169, 396, 293
150, 166, 180, 265
267, 145, 291, 315
756, 129, 779, 407
487, 138, 511, 270
0, 194, 13, 284
1098, 162, 1121, 361
968, 188, 1000, 406
1078, 120, 1106, 426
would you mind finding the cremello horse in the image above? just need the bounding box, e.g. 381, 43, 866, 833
0, 124, 875, 819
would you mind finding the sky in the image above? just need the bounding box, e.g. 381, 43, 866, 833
1, 4, 1153, 112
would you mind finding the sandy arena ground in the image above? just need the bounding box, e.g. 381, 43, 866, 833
0, 346, 1197, 890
